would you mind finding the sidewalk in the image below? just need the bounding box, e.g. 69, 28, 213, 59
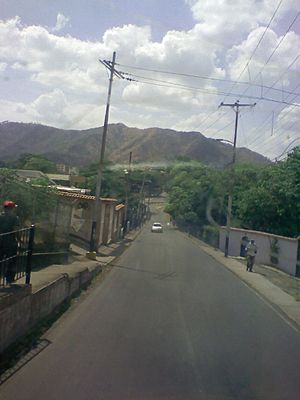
0, 229, 142, 355
234, 257, 300, 301
187, 235, 300, 331
0, 229, 140, 305
28, 229, 140, 292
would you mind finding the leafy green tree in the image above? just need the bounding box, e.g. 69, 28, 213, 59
165, 160, 226, 229
235, 147, 300, 237
0, 169, 57, 225
165, 150, 300, 238
12, 154, 57, 173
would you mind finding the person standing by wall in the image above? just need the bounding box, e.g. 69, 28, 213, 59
246, 239, 257, 272
0, 200, 20, 284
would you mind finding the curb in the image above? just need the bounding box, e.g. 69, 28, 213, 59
179, 230, 300, 332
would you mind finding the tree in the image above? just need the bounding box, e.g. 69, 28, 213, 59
165, 160, 226, 229
165, 150, 300, 238
0, 169, 57, 225
235, 148, 300, 237
12, 154, 57, 173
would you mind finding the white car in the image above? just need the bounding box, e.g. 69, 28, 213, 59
151, 222, 163, 233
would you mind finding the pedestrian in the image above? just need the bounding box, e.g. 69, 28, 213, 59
0, 200, 20, 284
246, 239, 257, 272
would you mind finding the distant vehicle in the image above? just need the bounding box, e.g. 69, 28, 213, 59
151, 222, 163, 233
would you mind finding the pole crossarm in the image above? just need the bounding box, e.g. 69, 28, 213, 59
219, 100, 256, 109
100, 59, 136, 82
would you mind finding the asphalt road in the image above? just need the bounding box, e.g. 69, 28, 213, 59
1, 213, 300, 399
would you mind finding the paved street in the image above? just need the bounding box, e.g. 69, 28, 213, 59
1, 213, 300, 399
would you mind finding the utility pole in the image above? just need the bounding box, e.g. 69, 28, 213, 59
137, 170, 147, 227
219, 100, 256, 257
124, 151, 132, 233
89, 51, 117, 254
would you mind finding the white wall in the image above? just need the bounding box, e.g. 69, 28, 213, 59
219, 227, 298, 276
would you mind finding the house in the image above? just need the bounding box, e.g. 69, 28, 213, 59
46, 173, 87, 188
15, 169, 55, 184
57, 191, 125, 250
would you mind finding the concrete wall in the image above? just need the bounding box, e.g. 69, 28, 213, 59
0, 264, 101, 354
103, 203, 115, 245
112, 206, 124, 241
219, 227, 299, 276
97, 202, 107, 247
67, 196, 120, 250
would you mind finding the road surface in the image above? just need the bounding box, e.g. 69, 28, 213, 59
1, 213, 300, 399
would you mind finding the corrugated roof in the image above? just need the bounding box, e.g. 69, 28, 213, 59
15, 169, 47, 179
58, 191, 117, 202
47, 174, 70, 181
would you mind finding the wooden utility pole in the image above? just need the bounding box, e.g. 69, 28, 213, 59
89, 52, 117, 253
219, 100, 256, 258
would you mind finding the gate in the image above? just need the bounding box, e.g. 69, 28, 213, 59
0, 225, 35, 287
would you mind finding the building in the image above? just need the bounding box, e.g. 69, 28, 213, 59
46, 173, 87, 188
57, 191, 125, 250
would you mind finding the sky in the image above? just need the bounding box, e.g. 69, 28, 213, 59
0, 0, 299, 160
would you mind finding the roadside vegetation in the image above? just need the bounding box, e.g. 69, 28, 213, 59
1, 147, 299, 238
0, 168, 57, 225
165, 147, 300, 238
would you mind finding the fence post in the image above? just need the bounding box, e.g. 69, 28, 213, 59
25, 224, 35, 285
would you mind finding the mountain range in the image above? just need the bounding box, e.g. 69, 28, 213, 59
0, 121, 270, 167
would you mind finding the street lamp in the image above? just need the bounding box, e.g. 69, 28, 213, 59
215, 138, 234, 145
123, 168, 129, 232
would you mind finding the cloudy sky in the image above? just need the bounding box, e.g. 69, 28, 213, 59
0, 0, 299, 160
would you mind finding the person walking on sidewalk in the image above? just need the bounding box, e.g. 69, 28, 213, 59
0, 200, 20, 284
246, 239, 257, 272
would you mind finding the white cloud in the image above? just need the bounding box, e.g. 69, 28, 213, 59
103, 24, 151, 53
0, 5, 299, 159
0, 62, 7, 72
227, 28, 300, 86
185, 0, 299, 43
0, 17, 224, 128
275, 103, 300, 135
52, 13, 70, 32
0, 99, 33, 123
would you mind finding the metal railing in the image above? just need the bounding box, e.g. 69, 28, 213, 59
0, 225, 35, 287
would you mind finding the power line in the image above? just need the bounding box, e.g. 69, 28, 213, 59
123, 73, 300, 107
246, 102, 299, 150
221, 0, 284, 101
207, 120, 234, 138
263, 53, 300, 95
242, 11, 300, 97
117, 2, 288, 102
197, 109, 220, 128
200, 113, 228, 134
121, 70, 299, 145
272, 138, 300, 160
244, 82, 300, 149
117, 65, 300, 97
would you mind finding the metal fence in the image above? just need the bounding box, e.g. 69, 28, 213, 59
0, 225, 35, 287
